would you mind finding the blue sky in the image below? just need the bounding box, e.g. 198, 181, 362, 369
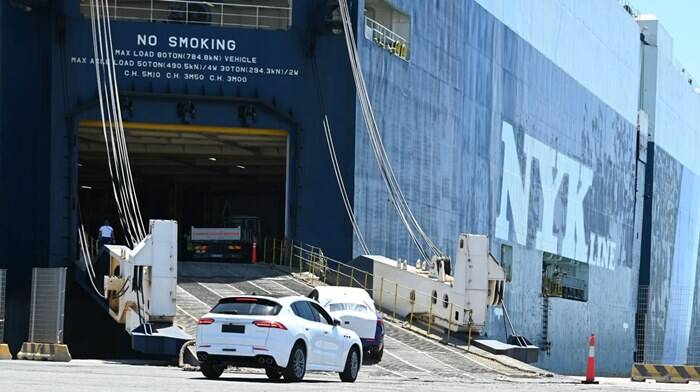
632, 0, 700, 77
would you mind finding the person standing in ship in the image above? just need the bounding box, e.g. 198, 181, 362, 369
98, 220, 114, 247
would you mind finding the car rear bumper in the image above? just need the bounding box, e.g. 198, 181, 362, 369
360, 338, 383, 351
196, 352, 280, 368
196, 344, 288, 367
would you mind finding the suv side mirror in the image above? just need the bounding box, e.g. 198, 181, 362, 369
333, 318, 341, 326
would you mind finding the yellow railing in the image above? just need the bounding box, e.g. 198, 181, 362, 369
263, 238, 474, 349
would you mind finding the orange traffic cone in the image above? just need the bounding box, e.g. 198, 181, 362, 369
251, 239, 257, 264
582, 333, 599, 384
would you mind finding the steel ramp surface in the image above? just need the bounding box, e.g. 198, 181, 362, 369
175, 262, 556, 382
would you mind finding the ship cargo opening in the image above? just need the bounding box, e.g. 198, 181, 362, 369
77, 121, 288, 261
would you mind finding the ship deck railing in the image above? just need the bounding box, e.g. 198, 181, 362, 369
364, 16, 409, 60
79, 0, 293, 31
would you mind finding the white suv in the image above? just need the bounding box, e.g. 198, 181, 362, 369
195, 295, 363, 382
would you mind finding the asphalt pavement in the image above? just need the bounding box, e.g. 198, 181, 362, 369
1, 360, 700, 392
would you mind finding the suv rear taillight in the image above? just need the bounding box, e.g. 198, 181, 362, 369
198, 318, 215, 325
253, 320, 287, 330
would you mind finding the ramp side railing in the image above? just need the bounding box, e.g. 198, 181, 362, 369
263, 238, 475, 347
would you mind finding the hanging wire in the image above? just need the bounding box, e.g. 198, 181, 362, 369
311, 56, 370, 255
88, 0, 145, 322
89, 0, 146, 247
337, 0, 445, 262
323, 116, 371, 254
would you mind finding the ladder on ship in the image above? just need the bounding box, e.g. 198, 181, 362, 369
540, 295, 551, 353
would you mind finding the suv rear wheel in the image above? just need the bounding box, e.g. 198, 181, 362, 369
200, 360, 225, 379
339, 346, 360, 382
283, 343, 306, 382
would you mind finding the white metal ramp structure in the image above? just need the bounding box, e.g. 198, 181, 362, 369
100, 219, 190, 355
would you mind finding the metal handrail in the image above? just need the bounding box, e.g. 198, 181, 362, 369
80, 0, 293, 30
264, 238, 475, 345
365, 16, 406, 42
364, 16, 409, 59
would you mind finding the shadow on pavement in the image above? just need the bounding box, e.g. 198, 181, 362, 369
191, 376, 336, 383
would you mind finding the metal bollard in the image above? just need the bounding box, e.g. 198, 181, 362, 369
409, 298, 415, 328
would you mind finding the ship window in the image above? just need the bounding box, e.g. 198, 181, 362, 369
442, 294, 449, 308
364, 0, 410, 60
541, 252, 589, 302
79, 0, 293, 31
431, 290, 437, 305
501, 244, 513, 282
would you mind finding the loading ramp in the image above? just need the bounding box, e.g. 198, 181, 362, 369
175, 261, 554, 382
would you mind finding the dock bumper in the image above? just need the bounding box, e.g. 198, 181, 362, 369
0, 343, 12, 359
17, 342, 72, 362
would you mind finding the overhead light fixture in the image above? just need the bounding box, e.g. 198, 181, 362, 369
81, 185, 93, 190
236, 164, 246, 169
208, 157, 217, 161
78, 163, 84, 167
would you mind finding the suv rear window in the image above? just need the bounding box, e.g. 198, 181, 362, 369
211, 297, 281, 316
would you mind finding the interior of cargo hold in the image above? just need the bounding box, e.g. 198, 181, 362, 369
78, 120, 288, 262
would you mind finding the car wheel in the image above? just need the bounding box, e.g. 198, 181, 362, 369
200, 360, 225, 379
368, 346, 383, 362
339, 346, 361, 382
265, 367, 283, 381
283, 343, 306, 382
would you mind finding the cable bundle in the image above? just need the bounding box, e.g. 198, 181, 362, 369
77, 0, 145, 315
88, 0, 146, 248
336, 0, 444, 263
